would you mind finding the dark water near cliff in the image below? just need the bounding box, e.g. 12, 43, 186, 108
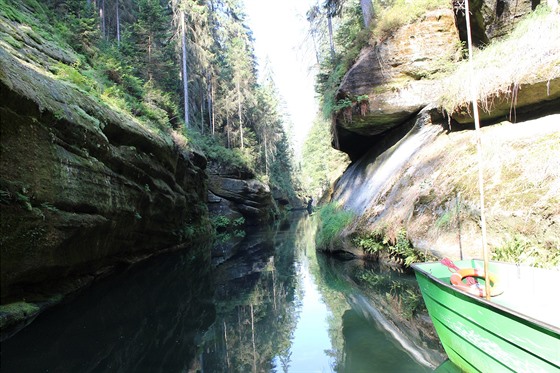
0, 213, 447, 372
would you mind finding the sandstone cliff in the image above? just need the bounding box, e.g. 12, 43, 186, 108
0, 13, 213, 312
333, 1, 559, 158
334, 9, 460, 159
0, 5, 283, 337
329, 3, 560, 263
207, 162, 277, 226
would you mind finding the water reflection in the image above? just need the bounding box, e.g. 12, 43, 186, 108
0, 213, 445, 372
200, 218, 300, 372
319, 257, 446, 371
0, 244, 215, 372
201, 213, 445, 372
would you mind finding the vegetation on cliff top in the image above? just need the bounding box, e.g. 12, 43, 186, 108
308, 0, 449, 120
439, 6, 560, 116
0, 0, 299, 199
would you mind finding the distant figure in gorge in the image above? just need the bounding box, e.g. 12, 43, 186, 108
307, 196, 313, 215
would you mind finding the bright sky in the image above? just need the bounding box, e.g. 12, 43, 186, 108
244, 0, 318, 159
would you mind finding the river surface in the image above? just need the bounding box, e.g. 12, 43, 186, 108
0, 212, 449, 372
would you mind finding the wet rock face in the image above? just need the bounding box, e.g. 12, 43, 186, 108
0, 49, 210, 301
334, 9, 460, 155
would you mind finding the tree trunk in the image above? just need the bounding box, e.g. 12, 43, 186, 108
148, 33, 153, 80
360, 0, 374, 28
206, 70, 212, 135
100, 0, 106, 39
223, 320, 230, 369
211, 78, 215, 135
327, 15, 335, 61
116, 0, 120, 47
264, 131, 269, 176
227, 113, 231, 148
200, 100, 204, 134
311, 32, 320, 65
237, 79, 244, 149
250, 304, 256, 373
181, 11, 190, 127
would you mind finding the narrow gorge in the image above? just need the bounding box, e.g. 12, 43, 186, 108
1, 0, 558, 361
0, 1, 283, 336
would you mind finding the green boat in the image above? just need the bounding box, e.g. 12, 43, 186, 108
412, 259, 560, 373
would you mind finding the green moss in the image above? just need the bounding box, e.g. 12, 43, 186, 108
315, 203, 355, 251
53, 62, 98, 93
435, 210, 453, 229
1, 33, 23, 49
0, 1, 26, 23
0, 302, 40, 329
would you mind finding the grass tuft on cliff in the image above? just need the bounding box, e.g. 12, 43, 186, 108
373, 0, 450, 38
439, 6, 560, 115
315, 203, 355, 252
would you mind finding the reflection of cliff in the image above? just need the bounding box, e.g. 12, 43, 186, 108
0, 246, 215, 372
200, 215, 303, 372
316, 256, 446, 369
341, 308, 431, 373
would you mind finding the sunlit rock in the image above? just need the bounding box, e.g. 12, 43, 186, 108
334, 9, 460, 156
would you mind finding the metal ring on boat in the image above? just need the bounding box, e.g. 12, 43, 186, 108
450, 268, 504, 297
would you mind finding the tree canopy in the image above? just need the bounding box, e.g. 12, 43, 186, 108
26, 0, 299, 198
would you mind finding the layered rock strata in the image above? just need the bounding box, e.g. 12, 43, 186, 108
0, 39, 209, 302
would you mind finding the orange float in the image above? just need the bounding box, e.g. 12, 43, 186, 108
450, 268, 503, 297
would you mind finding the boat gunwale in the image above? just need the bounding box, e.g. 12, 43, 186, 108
412, 261, 560, 335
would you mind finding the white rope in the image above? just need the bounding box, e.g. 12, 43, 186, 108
464, 0, 491, 300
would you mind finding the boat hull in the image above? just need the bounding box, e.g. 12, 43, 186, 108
413, 260, 560, 373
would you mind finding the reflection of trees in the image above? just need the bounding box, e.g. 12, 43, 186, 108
309, 254, 350, 372
201, 217, 303, 372
298, 216, 350, 372
198, 213, 443, 372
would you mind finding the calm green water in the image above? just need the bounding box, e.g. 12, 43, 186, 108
0, 213, 447, 372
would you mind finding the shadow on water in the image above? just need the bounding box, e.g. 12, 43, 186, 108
0, 244, 215, 372
1, 212, 451, 372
